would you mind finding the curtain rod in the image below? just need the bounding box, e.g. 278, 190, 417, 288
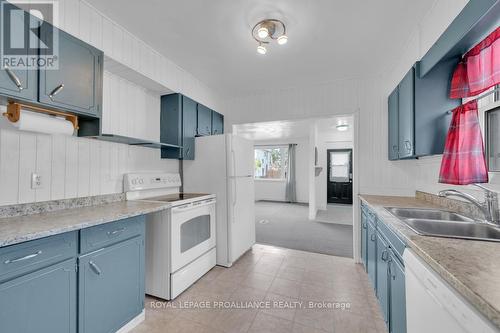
446, 86, 500, 114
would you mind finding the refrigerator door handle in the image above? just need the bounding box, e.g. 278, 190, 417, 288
231, 150, 236, 178
232, 178, 237, 213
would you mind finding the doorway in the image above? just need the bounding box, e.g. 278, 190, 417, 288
327, 149, 353, 204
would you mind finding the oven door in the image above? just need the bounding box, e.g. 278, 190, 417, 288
170, 199, 216, 272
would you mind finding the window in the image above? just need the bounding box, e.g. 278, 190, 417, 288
254, 146, 289, 180
474, 85, 500, 172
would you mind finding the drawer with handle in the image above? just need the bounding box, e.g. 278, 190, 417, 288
80, 215, 145, 254
0, 231, 77, 283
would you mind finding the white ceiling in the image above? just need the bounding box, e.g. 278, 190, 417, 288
87, 0, 435, 95
234, 116, 353, 141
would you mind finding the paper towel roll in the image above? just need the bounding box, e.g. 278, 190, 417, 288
12, 110, 74, 136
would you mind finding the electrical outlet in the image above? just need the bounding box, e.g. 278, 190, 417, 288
31, 173, 42, 189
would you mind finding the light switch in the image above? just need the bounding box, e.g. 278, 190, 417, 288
31, 173, 42, 189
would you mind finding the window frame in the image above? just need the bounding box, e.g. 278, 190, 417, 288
254, 145, 289, 181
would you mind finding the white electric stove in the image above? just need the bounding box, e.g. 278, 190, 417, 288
124, 173, 216, 300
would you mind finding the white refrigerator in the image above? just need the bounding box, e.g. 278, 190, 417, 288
183, 134, 255, 267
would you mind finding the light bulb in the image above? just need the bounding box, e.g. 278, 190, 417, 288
257, 27, 269, 39
257, 44, 267, 55
277, 35, 288, 45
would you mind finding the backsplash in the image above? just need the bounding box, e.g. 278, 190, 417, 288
0, 193, 124, 218
0, 126, 178, 207
416, 190, 486, 221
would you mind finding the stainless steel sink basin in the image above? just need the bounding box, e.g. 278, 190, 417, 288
385, 207, 474, 222
403, 219, 500, 242
385, 207, 500, 242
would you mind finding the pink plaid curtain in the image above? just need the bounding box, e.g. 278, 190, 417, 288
450, 26, 500, 98
439, 100, 488, 185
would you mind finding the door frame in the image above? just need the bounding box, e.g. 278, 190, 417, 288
326, 148, 353, 204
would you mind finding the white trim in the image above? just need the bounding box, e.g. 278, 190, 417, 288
115, 310, 145, 333
352, 110, 361, 264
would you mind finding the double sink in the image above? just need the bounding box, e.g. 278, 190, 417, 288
385, 207, 500, 242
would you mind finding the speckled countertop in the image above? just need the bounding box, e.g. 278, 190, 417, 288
0, 200, 170, 248
359, 194, 500, 329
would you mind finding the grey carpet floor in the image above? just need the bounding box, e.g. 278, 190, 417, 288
255, 201, 353, 258
316, 203, 353, 225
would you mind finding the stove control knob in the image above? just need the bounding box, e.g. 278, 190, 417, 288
139, 179, 144, 185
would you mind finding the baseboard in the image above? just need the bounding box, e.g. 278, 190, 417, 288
115, 310, 145, 333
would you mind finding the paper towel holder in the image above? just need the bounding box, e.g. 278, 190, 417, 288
3, 102, 79, 130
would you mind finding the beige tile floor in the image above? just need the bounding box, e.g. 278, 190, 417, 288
131, 244, 388, 333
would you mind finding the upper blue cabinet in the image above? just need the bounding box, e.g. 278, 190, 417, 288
160, 93, 223, 160
388, 59, 459, 160
0, 4, 103, 126
0, 4, 37, 100
196, 103, 212, 136
388, 0, 499, 161
39, 25, 103, 118
211, 110, 224, 135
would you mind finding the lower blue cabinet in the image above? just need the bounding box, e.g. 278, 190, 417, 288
367, 220, 377, 289
0, 258, 77, 333
389, 250, 407, 333
376, 233, 390, 324
361, 203, 407, 333
361, 209, 368, 269
78, 235, 144, 333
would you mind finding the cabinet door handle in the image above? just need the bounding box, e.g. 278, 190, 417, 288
392, 145, 398, 152
404, 140, 412, 152
381, 249, 388, 261
89, 261, 102, 275
107, 227, 125, 236
4, 66, 23, 91
49, 84, 64, 101
362, 221, 367, 229
185, 147, 190, 158
370, 234, 376, 241
4, 250, 42, 264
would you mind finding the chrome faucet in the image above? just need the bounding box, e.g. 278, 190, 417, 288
438, 185, 500, 225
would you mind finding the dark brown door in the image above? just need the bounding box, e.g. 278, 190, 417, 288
327, 149, 353, 204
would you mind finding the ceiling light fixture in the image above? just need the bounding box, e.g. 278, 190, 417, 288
336, 122, 349, 131
252, 19, 287, 55
257, 43, 267, 55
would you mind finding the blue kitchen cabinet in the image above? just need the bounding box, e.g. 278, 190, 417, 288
160, 94, 197, 160
0, 258, 77, 333
389, 250, 407, 333
367, 219, 377, 289
388, 58, 460, 160
361, 206, 368, 270
211, 111, 224, 135
361, 203, 407, 333
78, 236, 144, 333
397, 68, 414, 159
197, 103, 212, 136
0, 4, 37, 101
376, 233, 390, 324
388, 88, 399, 160
38, 24, 103, 117
182, 96, 197, 160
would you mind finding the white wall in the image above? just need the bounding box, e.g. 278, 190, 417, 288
223, 77, 417, 197
0, 125, 178, 206
315, 122, 353, 211
254, 137, 309, 203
